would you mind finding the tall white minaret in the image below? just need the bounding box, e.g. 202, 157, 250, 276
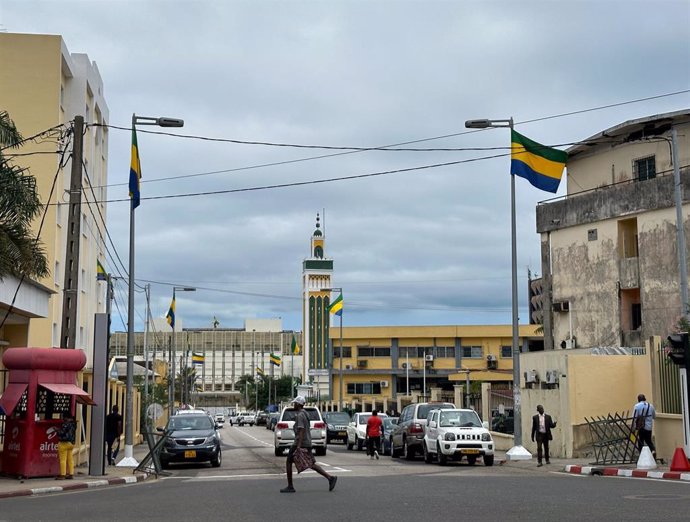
301, 213, 333, 381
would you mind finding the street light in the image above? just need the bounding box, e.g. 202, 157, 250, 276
122, 113, 184, 467
323, 287, 344, 412
170, 286, 196, 416
465, 117, 531, 461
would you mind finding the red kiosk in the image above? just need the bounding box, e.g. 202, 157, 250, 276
0, 347, 95, 478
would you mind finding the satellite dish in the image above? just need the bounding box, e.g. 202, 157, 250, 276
147, 403, 164, 420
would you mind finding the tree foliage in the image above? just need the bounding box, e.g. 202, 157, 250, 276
0, 110, 49, 280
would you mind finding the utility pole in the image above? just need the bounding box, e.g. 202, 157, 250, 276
60, 115, 84, 349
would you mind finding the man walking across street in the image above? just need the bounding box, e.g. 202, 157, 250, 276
531, 405, 556, 467
366, 410, 383, 460
633, 394, 657, 460
281, 396, 337, 493
105, 405, 123, 465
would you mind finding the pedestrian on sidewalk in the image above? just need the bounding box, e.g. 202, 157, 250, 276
105, 405, 123, 465
531, 405, 556, 467
633, 394, 657, 460
56, 412, 76, 480
281, 396, 337, 493
366, 410, 383, 460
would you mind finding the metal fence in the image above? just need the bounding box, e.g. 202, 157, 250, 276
585, 412, 639, 465
656, 342, 682, 414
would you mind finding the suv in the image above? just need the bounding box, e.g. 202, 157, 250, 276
323, 411, 351, 444
158, 412, 222, 469
422, 408, 494, 466
390, 402, 455, 459
274, 406, 327, 456
346, 412, 388, 451
255, 412, 270, 426
214, 413, 225, 427
237, 412, 255, 426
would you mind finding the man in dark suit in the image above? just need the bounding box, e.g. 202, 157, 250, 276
531, 404, 556, 466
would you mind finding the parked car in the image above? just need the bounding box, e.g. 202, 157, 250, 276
158, 412, 222, 469
237, 412, 255, 426
255, 412, 270, 426
491, 413, 514, 434
390, 402, 456, 459
267, 412, 280, 431
346, 412, 389, 451
381, 417, 399, 456
422, 408, 494, 466
323, 412, 351, 444
214, 413, 225, 427
274, 406, 327, 456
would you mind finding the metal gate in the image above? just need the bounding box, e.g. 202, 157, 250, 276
585, 411, 639, 465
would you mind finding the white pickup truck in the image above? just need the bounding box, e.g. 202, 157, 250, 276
237, 412, 255, 426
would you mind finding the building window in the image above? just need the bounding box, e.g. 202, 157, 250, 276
500, 346, 512, 358
618, 218, 639, 258
347, 382, 382, 395
333, 346, 352, 358
462, 346, 483, 358
634, 155, 656, 181
632, 303, 642, 330
358, 346, 391, 357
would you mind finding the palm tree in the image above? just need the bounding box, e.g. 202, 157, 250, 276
0, 110, 49, 280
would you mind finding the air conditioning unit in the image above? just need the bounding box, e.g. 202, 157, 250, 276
552, 301, 570, 313
560, 338, 577, 350
545, 370, 559, 384
380, 380, 389, 388
345, 364, 353, 370
524, 369, 539, 384
487, 354, 498, 369
425, 355, 434, 362
402, 362, 414, 370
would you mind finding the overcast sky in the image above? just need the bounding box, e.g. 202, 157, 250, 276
2, 1, 690, 333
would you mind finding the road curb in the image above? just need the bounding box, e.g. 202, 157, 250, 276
564, 464, 690, 481
0, 473, 150, 499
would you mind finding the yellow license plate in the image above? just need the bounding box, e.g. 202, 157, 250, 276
184, 450, 197, 458
461, 449, 480, 454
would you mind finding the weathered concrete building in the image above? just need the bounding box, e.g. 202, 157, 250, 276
537, 110, 690, 351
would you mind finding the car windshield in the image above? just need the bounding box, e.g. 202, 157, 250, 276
281, 408, 321, 422
439, 411, 482, 428
169, 416, 213, 430
358, 415, 371, 425
383, 418, 398, 429
325, 413, 350, 423
418, 403, 455, 419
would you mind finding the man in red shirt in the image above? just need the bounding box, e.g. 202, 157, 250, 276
366, 410, 383, 460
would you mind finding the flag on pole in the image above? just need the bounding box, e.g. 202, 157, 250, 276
166, 296, 176, 329
256, 367, 265, 376
270, 353, 281, 366
192, 352, 205, 365
328, 293, 343, 316
128, 126, 142, 209
291, 335, 300, 355
96, 259, 107, 281
510, 130, 567, 194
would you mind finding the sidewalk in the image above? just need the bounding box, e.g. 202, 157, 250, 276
497, 450, 690, 482
0, 444, 154, 499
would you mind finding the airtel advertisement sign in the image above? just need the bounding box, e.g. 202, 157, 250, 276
2, 420, 61, 476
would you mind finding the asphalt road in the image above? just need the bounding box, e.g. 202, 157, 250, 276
2, 425, 690, 521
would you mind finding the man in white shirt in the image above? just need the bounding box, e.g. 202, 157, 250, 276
633, 394, 656, 460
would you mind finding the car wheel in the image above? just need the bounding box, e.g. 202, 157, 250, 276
404, 439, 415, 460
423, 442, 433, 464
274, 447, 283, 456
437, 443, 447, 465
356, 436, 363, 451
467, 455, 477, 466
484, 455, 494, 467
391, 437, 400, 458
211, 449, 222, 468
315, 447, 327, 457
